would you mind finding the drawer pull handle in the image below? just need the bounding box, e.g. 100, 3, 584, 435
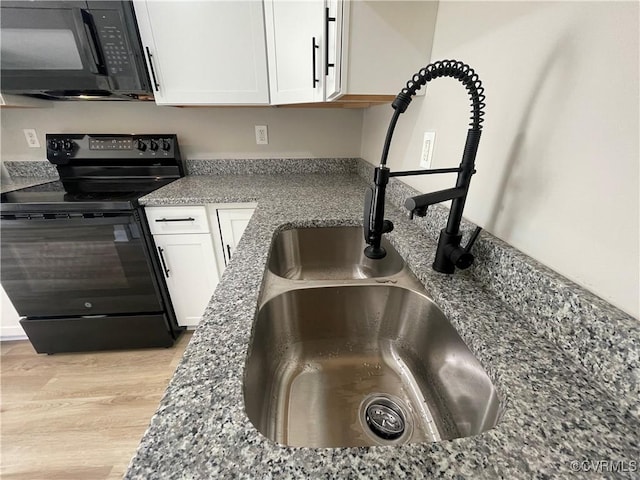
155, 217, 195, 222
226, 244, 232, 261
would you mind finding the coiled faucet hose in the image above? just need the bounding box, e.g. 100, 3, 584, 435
379, 59, 485, 167
392, 59, 486, 130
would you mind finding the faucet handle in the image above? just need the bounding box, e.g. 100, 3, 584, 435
463, 226, 482, 253
449, 226, 482, 270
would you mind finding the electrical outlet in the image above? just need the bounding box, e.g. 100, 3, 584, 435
420, 131, 436, 169
23, 129, 40, 148
255, 125, 268, 145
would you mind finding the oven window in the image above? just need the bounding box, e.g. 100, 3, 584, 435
1, 29, 83, 70
1, 216, 163, 318
9, 241, 128, 291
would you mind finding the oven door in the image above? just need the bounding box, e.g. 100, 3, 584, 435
0, 211, 163, 318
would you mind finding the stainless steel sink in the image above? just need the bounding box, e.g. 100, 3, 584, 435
245, 226, 503, 448
243, 284, 504, 448
267, 226, 405, 280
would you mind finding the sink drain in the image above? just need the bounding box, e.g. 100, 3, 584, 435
366, 401, 405, 440
360, 394, 412, 443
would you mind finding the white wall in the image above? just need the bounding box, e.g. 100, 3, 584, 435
361, 1, 639, 318
1, 102, 363, 160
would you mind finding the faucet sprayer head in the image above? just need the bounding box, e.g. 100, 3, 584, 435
364, 187, 389, 259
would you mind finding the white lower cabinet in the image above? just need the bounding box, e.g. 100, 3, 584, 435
217, 208, 256, 266
208, 204, 256, 275
147, 204, 255, 327
147, 205, 219, 327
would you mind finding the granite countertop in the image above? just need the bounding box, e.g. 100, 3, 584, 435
126, 173, 639, 479
0, 176, 58, 194
1, 160, 58, 194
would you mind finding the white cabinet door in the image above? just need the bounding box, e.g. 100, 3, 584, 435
134, 1, 269, 105
264, 0, 325, 104
324, 0, 344, 101
153, 233, 219, 327
334, 1, 438, 99
217, 208, 255, 267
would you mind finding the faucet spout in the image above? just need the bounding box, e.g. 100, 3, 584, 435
404, 187, 466, 215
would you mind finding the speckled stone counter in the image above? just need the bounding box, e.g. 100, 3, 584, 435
0, 176, 59, 194
1, 160, 58, 194
125, 172, 639, 479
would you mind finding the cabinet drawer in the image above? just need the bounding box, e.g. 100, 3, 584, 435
146, 206, 210, 234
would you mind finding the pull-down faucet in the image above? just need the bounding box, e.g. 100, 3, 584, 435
363, 60, 486, 274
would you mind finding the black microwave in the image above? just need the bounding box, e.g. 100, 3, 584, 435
0, 1, 151, 100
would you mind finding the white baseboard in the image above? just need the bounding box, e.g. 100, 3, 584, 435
1, 325, 27, 341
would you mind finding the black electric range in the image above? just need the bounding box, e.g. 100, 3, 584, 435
0, 133, 186, 354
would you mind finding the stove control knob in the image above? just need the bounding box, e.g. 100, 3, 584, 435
63, 140, 74, 151
149, 140, 159, 151
161, 139, 171, 151
136, 140, 147, 151
48, 140, 60, 151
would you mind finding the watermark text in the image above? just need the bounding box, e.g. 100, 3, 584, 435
570, 460, 637, 473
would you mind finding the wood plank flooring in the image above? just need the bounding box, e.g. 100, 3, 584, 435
0, 332, 192, 480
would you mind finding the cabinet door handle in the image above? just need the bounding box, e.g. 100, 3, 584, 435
325, 7, 336, 75
145, 46, 160, 92
154, 217, 195, 222
157, 246, 170, 278
311, 37, 319, 88
226, 244, 232, 261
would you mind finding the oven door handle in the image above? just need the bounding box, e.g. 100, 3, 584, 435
1, 214, 135, 228
157, 247, 170, 278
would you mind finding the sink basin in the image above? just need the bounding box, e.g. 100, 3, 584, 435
267, 226, 405, 280
243, 285, 503, 448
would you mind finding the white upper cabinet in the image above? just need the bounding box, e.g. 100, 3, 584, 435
264, 0, 437, 105
263, 0, 325, 104
133, 1, 270, 105
132, 1, 436, 106
338, 1, 438, 99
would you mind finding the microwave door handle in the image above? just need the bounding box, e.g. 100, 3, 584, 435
71, 8, 107, 75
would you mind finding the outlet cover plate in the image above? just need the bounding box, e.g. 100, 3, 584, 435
255, 125, 268, 145
23, 129, 40, 148
420, 131, 435, 169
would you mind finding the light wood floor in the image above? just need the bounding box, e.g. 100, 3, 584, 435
0, 332, 192, 480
